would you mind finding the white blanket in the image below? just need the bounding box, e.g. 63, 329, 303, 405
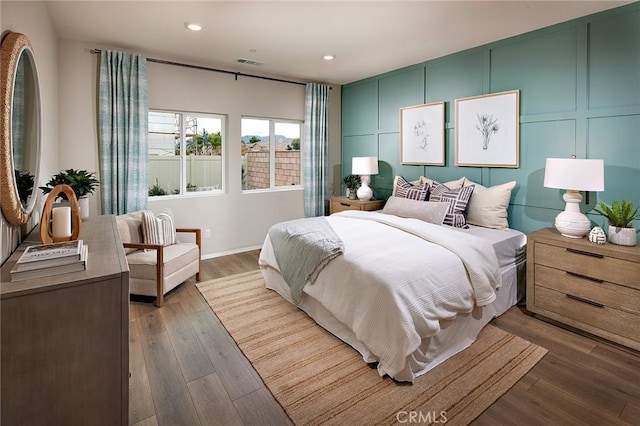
260, 210, 502, 382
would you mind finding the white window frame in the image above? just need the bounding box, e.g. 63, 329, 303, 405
241, 116, 303, 192
148, 109, 226, 197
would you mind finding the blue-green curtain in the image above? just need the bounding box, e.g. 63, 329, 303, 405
98, 50, 148, 214
303, 83, 329, 217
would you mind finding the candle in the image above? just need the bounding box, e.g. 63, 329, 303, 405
52, 206, 72, 238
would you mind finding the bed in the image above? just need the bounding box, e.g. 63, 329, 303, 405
259, 178, 526, 383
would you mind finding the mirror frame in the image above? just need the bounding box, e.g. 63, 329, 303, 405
0, 32, 42, 226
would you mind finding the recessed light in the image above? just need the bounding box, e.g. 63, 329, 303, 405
323, 55, 335, 61
185, 22, 202, 31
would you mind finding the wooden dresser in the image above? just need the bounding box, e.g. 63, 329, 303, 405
526, 227, 640, 351
1, 215, 130, 425
329, 196, 385, 214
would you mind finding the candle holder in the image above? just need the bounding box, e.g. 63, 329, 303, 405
39, 184, 81, 244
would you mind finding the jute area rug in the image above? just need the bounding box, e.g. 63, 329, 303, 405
196, 270, 547, 425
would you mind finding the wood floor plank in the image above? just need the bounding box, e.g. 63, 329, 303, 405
190, 309, 263, 401
131, 415, 158, 426
527, 378, 627, 424
129, 320, 156, 424
621, 402, 640, 424
140, 322, 201, 425
527, 345, 638, 413
187, 373, 244, 426
137, 307, 168, 336
174, 282, 209, 315
233, 389, 292, 426
160, 302, 216, 383
493, 308, 597, 354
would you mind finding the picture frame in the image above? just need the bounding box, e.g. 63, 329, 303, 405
455, 90, 519, 168
400, 101, 445, 166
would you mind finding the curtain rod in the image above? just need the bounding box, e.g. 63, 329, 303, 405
91, 48, 308, 87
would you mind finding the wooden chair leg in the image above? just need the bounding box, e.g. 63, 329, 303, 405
195, 229, 201, 282
155, 247, 164, 307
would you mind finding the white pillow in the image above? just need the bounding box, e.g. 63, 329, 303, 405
382, 196, 449, 225
141, 209, 177, 246
419, 176, 465, 189
464, 180, 516, 229
157, 208, 177, 245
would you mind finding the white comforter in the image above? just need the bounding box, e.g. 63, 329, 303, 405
259, 210, 502, 382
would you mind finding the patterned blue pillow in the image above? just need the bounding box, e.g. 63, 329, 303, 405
430, 180, 475, 227
394, 175, 429, 201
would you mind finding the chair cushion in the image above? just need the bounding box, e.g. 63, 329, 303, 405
126, 242, 199, 280
116, 211, 144, 254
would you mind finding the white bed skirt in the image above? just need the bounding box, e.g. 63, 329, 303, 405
260, 241, 524, 379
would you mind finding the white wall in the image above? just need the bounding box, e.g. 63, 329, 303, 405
1, 1, 59, 264
57, 38, 342, 257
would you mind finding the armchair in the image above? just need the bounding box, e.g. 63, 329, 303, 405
116, 211, 201, 307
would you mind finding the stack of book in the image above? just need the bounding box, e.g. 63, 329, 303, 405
10, 239, 88, 282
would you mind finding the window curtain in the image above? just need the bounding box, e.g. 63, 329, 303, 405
303, 83, 329, 217
98, 50, 148, 215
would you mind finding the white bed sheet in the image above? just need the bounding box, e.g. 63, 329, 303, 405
458, 225, 527, 269
259, 216, 527, 381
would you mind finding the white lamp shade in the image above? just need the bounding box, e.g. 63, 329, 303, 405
352, 157, 379, 175
543, 158, 604, 191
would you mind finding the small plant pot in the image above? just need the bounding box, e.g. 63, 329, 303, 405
78, 196, 90, 221
348, 191, 357, 200
608, 225, 637, 246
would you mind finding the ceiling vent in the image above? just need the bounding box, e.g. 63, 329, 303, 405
236, 58, 265, 66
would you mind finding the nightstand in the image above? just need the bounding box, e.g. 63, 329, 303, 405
526, 228, 640, 351
329, 196, 384, 215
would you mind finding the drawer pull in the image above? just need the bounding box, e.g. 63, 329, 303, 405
340, 202, 351, 207
566, 294, 604, 308
566, 248, 603, 259
566, 271, 603, 284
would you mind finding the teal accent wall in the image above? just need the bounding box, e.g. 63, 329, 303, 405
341, 3, 640, 235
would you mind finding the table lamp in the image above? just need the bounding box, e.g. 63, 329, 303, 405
543, 157, 604, 238
352, 156, 379, 201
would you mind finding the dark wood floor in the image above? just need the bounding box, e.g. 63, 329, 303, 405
129, 250, 640, 425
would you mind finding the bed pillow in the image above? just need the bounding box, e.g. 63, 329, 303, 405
429, 180, 475, 227
464, 180, 516, 229
392, 175, 429, 201
382, 196, 449, 225
419, 176, 465, 190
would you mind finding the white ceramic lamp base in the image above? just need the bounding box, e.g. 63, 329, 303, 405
357, 175, 373, 201
555, 190, 591, 238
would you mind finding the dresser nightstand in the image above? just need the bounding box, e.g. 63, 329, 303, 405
329, 196, 384, 214
526, 228, 640, 351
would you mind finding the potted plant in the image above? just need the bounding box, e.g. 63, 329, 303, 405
14, 169, 35, 205
343, 174, 361, 200
40, 169, 100, 220
593, 199, 638, 246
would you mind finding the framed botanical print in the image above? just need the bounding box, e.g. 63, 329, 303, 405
400, 101, 445, 166
455, 90, 519, 168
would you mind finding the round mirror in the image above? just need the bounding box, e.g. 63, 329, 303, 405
1, 32, 41, 226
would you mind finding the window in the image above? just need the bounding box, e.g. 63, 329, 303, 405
148, 110, 225, 196
241, 117, 302, 191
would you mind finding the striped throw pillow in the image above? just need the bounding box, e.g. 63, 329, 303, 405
141, 210, 165, 246
141, 209, 179, 247
157, 208, 177, 245
430, 181, 475, 227
394, 176, 429, 201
